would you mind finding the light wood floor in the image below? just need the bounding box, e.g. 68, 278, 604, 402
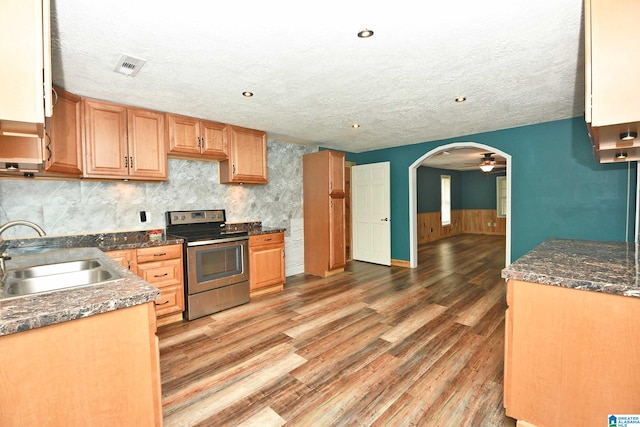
157, 233, 516, 426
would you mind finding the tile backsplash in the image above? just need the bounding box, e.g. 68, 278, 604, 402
0, 140, 316, 276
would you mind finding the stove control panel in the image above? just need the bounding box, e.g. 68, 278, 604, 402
166, 209, 226, 226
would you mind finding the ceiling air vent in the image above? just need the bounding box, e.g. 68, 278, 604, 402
114, 55, 146, 77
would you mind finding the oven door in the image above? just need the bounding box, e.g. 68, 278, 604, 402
186, 238, 249, 295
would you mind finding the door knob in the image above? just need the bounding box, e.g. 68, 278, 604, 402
381, 218, 389, 221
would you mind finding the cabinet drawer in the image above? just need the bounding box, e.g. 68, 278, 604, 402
153, 285, 184, 317
249, 232, 284, 247
136, 244, 182, 263
137, 258, 182, 287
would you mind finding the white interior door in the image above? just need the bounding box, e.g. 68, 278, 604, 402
352, 162, 391, 266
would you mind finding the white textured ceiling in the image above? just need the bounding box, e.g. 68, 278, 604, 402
50, 0, 585, 153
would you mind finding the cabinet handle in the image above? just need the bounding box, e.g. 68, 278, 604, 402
129, 156, 133, 169
124, 156, 128, 168
232, 164, 236, 175
265, 237, 272, 241
154, 252, 167, 257
45, 133, 52, 162
155, 300, 170, 306
153, 273, 169, 278
51, 87, 59, 109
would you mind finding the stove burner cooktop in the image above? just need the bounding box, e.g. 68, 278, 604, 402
165, 209, 248, 244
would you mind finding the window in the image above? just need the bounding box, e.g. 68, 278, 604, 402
441, 175, 451, 225
497, 176, 507, 218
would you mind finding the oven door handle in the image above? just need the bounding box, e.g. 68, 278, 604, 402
186, 235, 249, 246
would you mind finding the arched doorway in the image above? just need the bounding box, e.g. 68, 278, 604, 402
408, 142, 512, 268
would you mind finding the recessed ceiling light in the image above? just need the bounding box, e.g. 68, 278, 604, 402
357, 29, 374, 38
242, 91, 254, 97
455, 96, 466, 103
352, 123, 360, 129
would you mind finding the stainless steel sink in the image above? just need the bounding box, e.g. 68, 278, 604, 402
1, 258, 123, 298
11, 259, 101, 279
6, 269, 115, 296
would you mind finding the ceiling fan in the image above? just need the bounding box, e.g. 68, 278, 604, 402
478, 153, 506, 173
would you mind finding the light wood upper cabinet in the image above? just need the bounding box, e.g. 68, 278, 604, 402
220, 125, 267, 184
166, 113, 228, 160
127, 108, 167, 179
45, 86, 82, 175
328, 150, 345, 196
0, 0, 52, 138
83, 99, 167, 180
585, 0, 640, 162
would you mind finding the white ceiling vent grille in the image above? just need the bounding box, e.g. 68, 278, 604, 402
114, 54, 146, 77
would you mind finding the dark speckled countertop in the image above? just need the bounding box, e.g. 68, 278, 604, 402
501, 239, 640, 298
0, 247, 160, 336
0, 225, 286, 337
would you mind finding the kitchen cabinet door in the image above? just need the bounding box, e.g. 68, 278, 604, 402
167, 114, 228, 160
83, 99, 167, 180
0, 0, 52, 138
329, 196, 346, 270
83, 99, 128, 177
220, 125, 267, 184
249, 233, 285, 296
586, 0, 640, 127
166, 113, 200, 155
127, 107, 167, 180
328, 150, 345, 196
200, 119, 228, 159
45, 86, 83, 175
105, 248, 137, 272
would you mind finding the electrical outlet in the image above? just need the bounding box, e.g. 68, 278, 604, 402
139, 211, 149, 222
487, 222, 491, 227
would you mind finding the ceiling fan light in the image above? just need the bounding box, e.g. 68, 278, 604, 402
616, 152, 628, 160
619, 131, 637, 141
480, 164, 494, 172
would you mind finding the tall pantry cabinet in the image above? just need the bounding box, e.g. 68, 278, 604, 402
303, 150, 346, 277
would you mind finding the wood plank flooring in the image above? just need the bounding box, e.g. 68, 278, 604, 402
157, 234, 516, 426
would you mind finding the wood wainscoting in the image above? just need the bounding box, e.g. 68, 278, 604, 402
418, 210, 505, 244
417, 211, 463, 244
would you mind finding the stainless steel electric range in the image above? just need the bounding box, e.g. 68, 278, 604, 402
165, 209, 249, 320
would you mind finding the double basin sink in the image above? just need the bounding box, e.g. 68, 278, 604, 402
1, 254, 124, 300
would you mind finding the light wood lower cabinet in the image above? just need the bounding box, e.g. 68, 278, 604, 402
504, 279, 640, 426
106, 243, 184, 326
0, 302, 162, 426
249, 232, 285, 297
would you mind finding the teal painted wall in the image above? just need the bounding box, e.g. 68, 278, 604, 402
349, 117, 636, 262
417, 167, 462, 212
460, 170, 506, 209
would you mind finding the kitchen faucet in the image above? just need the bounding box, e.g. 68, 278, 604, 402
0, 220, 47, 238
0, 220, 47, 279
